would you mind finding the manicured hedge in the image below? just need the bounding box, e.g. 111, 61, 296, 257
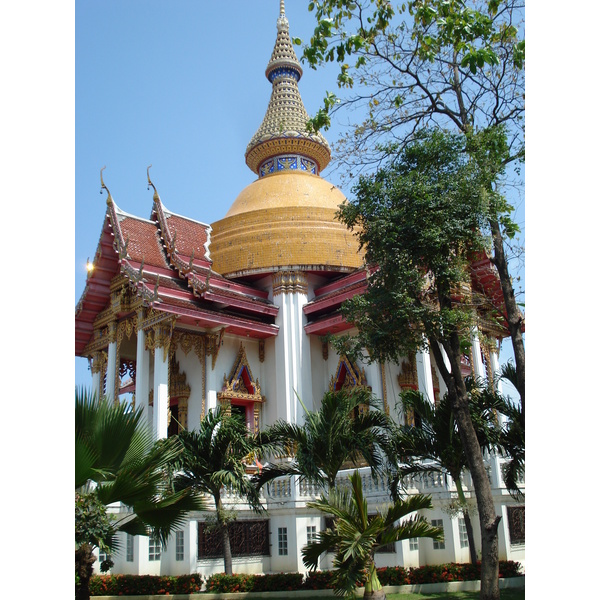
89, 561, 522, 595
378, 560, 522, 585
89, 573, 203, 596
205, 572, 304, 593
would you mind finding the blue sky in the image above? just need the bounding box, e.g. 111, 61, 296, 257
74, 0, 526, 392
75, 0, 353, 387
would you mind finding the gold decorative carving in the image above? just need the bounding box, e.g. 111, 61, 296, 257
153, 323, 172, 362
272, 270, 308, 297
380, 362, 389, 415
206, 328, 225, 370
397, 354, 418, 390
107, 321, 118, 344
169, 358, 191, 402
90, 351, 107, 375
145, 328, 156, 358
329, 354, 368, 392
258, 339, 265, 363
218, 343, 265, 431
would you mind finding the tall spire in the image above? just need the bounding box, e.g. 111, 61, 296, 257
245, 2, 331, 177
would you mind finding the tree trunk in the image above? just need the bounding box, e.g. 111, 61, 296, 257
75, 543, 96, 600
455, 478, 478, 565
364, 560, 386, 600
430, 337, 501, 600
489, 217, 525, 410
216, 496, 234, 575
222, 523, 233, 575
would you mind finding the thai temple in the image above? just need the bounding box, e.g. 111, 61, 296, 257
75, 1, 524, 579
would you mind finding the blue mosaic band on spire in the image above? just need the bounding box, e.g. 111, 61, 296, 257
259, 155, 318, 177
267, 66, 301, 83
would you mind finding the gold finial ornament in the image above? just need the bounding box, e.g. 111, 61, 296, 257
147, 165, 159, 202
100, 166, 113, 205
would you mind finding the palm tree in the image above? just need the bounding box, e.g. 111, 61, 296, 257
476, 362, 525, 499
303, 470, 443, 600
75, 388, 203, 600
170, 406, 268, 575
254, 388, 390, 495
387, 388, 500, 565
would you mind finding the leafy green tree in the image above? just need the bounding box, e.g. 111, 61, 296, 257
298, 0, 525, 412
75, 388, 203, 600
335, 128, 505, 599
389, 387, 500, 564
254, 388, 390, 495
170, 407, 269, 575
303, 470, 443, 600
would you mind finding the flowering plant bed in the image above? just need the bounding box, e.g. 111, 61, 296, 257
204, 572, 304, 593
89, 573, 202, 596
89, 561, 522, 595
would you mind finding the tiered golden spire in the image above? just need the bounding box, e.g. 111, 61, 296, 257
245, 1, 331, 176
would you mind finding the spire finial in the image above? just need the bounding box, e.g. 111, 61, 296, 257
244, 1, 331, 176
100, 166, 113, 205
277, 0, 288, 31
147, 164, 159, 203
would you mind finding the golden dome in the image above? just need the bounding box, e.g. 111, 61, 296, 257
209, 4, 362, 280
210, 171, 363, 278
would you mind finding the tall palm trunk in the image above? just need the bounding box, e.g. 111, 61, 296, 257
75, 543, 96, 600
216, 495, 234, 575
455, 478, 478, 565
364, 559, 386, 600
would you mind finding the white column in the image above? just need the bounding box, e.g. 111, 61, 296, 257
153, 326, 170, 440
135, 310, 151, 428
105, 321, 118, 403
488, 342, 505, 489
489, 345, 503, 394
416, 346, 435, 404
272, 271, 312, 425
470, 327, 486, 381
205, 338, 218, 413
437, 343, 450, 398
90, 353, 103, 400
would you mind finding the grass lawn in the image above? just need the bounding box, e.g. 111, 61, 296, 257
308, 591, 524, 600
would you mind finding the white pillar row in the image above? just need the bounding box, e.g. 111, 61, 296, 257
487, 343, 505, 489
416, 345, 435, 404
489, 345, 503, 394
90, 352, 103, 400
153, 325, 170, 440
272, 271, 313, 425
437, 343, 450, 398
204, 337, 218, 414
105, 321, 118, 403
470, 327, 486, 382
135, 309, 151, 429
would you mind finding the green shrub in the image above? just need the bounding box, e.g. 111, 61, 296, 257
376, 566, 410, 585
205, 572, 304, 593
303, 569, 337, 590
88, 561, 521, 595
89, 573, 203, 596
